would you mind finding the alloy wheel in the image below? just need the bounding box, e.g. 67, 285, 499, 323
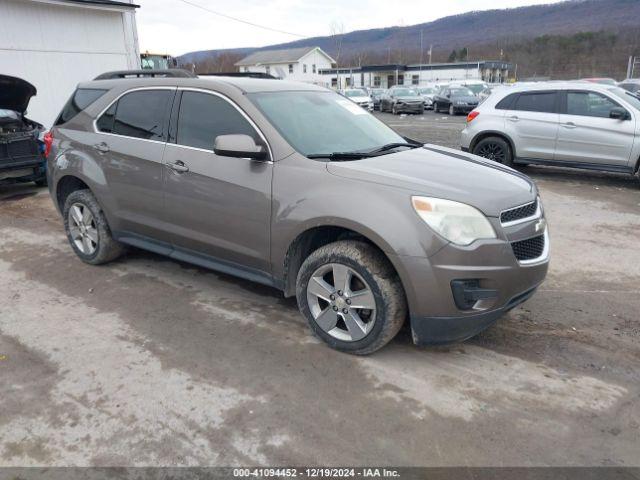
477, 143, 507, 163
306, 263, 377, 342
68, 203, 98, 255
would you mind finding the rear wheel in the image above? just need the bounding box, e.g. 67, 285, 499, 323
296, 240, 406, 355
63, 189, 125, 265
473, 136, 513, 166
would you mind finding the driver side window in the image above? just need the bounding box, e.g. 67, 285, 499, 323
176, 91, 260, 151
566, 91, 622, 119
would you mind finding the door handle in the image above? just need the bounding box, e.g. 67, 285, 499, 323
93, 142, 110, 153
561, 122, 577, 129
507, 115, 519, 122
167, 160, 189, 173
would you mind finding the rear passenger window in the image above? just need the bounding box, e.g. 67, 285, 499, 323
96, 103, 116, 133
176, 91, 259, 151
56, 88, 107, 126
513, 92, 557, 113
96, 90, 172, 141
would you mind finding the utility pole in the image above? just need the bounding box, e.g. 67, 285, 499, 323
419, 30, 423, 85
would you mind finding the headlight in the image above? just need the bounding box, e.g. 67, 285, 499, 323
411, 196, 496, 246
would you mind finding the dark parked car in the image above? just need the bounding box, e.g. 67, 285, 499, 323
379, 87, 424, 114
0, 74, 47, 186
47, 72, 548, 354
368, 88, 386, 110
433, 86, 479, 115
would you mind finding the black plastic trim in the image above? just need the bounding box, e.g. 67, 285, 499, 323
410, 286, 538, 345
514, 157, 633, 174
113, 231, 277, 289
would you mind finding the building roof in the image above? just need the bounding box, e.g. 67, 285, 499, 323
235, 46, 335, 67
58, 0, 140, 8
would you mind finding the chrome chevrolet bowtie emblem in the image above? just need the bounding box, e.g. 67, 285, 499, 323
535, 218, 547, 233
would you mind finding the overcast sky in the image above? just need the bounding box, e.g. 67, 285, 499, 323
135, 0, 565, 56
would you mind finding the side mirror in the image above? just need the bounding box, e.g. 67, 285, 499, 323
609, 107, 630, 120
214, 134, 267, 161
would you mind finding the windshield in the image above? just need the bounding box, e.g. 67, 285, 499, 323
450, 87, 475, 96
249, 91, 405, 156
418, 88, 436, 94
345, 90, 366, 98
392, 88, 418, 97
465, 84, 486, 94
609, 87, 640, 110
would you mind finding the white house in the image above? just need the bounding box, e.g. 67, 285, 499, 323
235, 47, 335, 84
0, 0, 140, 127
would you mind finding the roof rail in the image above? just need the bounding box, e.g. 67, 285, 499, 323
199, 72, 278, 79
93, 69, 196, 80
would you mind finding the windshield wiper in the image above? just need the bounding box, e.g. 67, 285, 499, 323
307, 142, 422, 161
365, 142, 422, 154
307, 152, 374, 160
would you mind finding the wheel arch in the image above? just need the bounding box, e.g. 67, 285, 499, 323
280, 224, 409, 302
55, 175, 92, 213
470, 131, 517, 159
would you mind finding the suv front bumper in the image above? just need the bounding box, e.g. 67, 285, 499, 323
390, 224, 549, 345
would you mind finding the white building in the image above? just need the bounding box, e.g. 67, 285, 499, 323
0, 0, 140, 127
235, 47, 335, 84
320, 61, 513, 90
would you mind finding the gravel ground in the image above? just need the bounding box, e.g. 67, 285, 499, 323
0, 110, 638, 467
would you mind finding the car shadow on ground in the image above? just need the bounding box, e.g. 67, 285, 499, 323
0, 183, 44, 201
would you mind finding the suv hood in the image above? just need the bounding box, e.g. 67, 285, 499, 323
0, 75, 37, 113
326, 145, 535, 217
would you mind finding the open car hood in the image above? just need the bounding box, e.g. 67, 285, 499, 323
0, 75, 37, 113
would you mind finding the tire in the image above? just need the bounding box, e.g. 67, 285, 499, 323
433, 102, 439, 113
296, 240, 407, 355
392, 105, 398, 115
449, 104, 455, 115
472, 136, 513, 166
63, 189, 125, 265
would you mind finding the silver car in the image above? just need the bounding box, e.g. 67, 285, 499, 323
461, 82, 640, 182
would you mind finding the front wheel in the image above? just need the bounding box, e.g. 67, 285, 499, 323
296, 240, 407, 355
473, 136, 513, 166
449, 104, 455, 115
433, 102, 439, 113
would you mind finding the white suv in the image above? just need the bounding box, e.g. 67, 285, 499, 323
460, 82, 640, 181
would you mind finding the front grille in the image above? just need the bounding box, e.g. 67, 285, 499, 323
511, 234, 545, 261
501, 199, 538, 224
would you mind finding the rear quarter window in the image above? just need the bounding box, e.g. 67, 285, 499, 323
495, 93, 518, 110
55, 88, 108, 126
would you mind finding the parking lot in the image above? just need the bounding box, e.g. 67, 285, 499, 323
1, 110, 639, 467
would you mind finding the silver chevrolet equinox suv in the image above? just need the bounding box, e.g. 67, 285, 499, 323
47, 70, 549, 355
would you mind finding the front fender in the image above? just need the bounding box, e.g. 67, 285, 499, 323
270, 155, 447, 282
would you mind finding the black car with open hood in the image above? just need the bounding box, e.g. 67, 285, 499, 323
0, 74, 46, 185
